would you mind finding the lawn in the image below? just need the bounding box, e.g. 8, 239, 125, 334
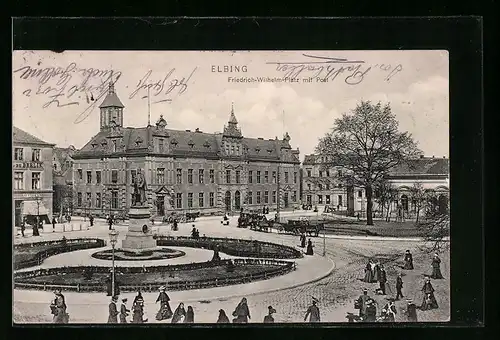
323, 220, 422, 237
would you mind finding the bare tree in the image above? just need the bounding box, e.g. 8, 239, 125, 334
408, 181, 426, 223
417, 191, 450, 252
316, 100, 421, 225
374, 179, 393, 219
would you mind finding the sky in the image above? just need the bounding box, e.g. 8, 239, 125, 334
12, 50, 449, 159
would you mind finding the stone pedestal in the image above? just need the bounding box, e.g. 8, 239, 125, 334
121, 206, 157, 253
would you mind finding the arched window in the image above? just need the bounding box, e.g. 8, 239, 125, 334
225, 191, 231, 211
234, 191, 241, 210
401, 194, 409, 211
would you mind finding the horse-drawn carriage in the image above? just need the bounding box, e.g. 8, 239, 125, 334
237, 211, 266, 229
162, 211, 200, 224
276, 218, 325, 237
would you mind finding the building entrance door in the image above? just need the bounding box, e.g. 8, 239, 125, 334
284, 192, 289, 208
234, 191, 241, 210
15, 200, 22, 227
156, 196, 165, 216
225, 191, 231, 211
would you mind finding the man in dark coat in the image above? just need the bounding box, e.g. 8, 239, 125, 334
364, 300, 377, 322
52, 217, 56, 232
263, 306, 276, 323
378, 265, 387, 295
403, 250, 414, 270
108, 296, 119, 323
89, 215, 94, 227
108, 216, 113, 230
396, 273, 404, 300
20, 218, 25, 237
356, 289, 371, 317
300, 233, 306, 248
304, 297, 320, 322
120, 298, 130, 323
405, 299, 418, 322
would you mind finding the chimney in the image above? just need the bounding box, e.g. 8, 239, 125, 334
258, 138, 264, 140
443, 156, 446, 159
419, 155, 424, 159
432, 155, 435, 158
195, 128, 201, 133
185, 129, 191, 132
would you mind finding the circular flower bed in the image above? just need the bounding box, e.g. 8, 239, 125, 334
91, 248, 185, 261
14, 258, 296, 292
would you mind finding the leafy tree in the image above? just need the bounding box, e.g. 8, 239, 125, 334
417, 191, 450, 252
316, 101, 421, 225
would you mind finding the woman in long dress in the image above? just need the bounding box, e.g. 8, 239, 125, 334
217, 309, 230, 323
132, 299, 146, 323
373, 262, 381, 283
232, 297, 251, 323
420, 278, 439, 310
363, 260, 374, 283
403, 250, 414, 270
430, 254, 444, 279
171, 303, 186, 323
155, 286, 173, 321
184, 306, 195, 323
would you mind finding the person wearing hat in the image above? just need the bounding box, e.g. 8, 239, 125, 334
304, 297, 320, 322
51, 289, 68, 323
403, 250, 414, 270
405, 299, 418, 322
430, 253, 444, 279
263, 306, 277, 323
120, 298, 130, 323
217, 309, 230, 323
395, 273, 404, 300
381, 299, 397, 322
306, 239, 314, 256
155, 286, 173, 321
232, 297, 251, 323
132, 296, 146, 323
363, 299, 377, 322
420, 277, 439, 310
108, 296, 119, 324
378, 264, 387, 295
355, 289, 371, 318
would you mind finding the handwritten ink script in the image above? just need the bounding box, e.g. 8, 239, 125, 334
129, 67, 198, 104
267, 54, 403, 84
14, 62, 122, 111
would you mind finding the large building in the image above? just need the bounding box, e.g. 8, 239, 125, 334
52, 145, 76, 217
302, 154, 449, 218
72, 84, 301, 218
13, 127, 55, 226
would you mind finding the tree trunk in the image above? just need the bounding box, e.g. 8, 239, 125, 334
416, 205, 420, 223
365, 186, 374, 226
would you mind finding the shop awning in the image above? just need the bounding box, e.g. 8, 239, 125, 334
22, 200, 49, 215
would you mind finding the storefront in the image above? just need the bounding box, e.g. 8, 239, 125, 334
13, 191, 53, 227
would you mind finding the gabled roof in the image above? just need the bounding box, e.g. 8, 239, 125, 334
13, 127, 54, 146
388, 157, 449, 176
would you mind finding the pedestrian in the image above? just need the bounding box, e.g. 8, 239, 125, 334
405, 299, 418, 322
50, 289, 68, 323
20, 218, 25, 237
131, 296, 146, 323
263, 306, 276, 323
373, 261, 381, 282
232, 297, 251, 323
216, 309, 230, 323
363, 299, 377, 322
108, 216, 113, 230
355, 289, 371, 318
378, 264, 387, 295
120, 298, 130, 323
403, 250, 414, 270
89, 215, 94, 227
184, 306, 194, 323
381, 299, 397, 322
52, 216, 56, 232
306, 239, 314, 255
420, 277, 439, 310
155, 286, 173, 321
33, 218, 40, 236
107, 296, 119, 324
133, 291, 143, 304
300, 233, 306, 248
396, 273, 404, 300
304, 297, 320, 322
171, 303, 186, 323
430, 253, 444, 279
362, 260, 374, 283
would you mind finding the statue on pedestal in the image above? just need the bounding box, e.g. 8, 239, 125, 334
133, 170, 147, 207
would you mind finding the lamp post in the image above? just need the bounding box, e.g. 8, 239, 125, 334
109, 229, 119, 296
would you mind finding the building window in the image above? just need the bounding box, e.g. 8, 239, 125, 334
77, 169, 83, 180
187, 193, 193, 208
209, 169, 215, 183
318, 184, 323, 190
307, 184, 311, 190
111, 191, 118, 209
307, 169, 311, 177
318, 195, 323, 204
199, 169, 204, 184
111, 170, 118, 184
31, 172, 41, 189
306, 195, 312, 205
284, 172, 289, 183
264, 171, 269, 183
86, 192, 92, 206
14, 148, 23, 161
32, 148, 41, 161
158, 138, 164, 153
112, 140, 117, 152
272, 171, 277, 184
176, 193, 182, 209
319, 171, 323, 177
235, 170, 240, 184
294, 172, 297, 184
77, 192, 82, 207
256, 191, 261, 204
271, 191, 277, 204
96, 171, 101, 184
96, 193, 101, 208
176, 169, 182, 184
87, 171, 92, 184
292, 191, 297, 202
358, 190, 363, 198
264, 191, 269, 204
198, 193, 204, 208
338, 195, 343, 206
248, 171, 253, 184
326, 183, 330, 190
209, 192, 215, 207
338, 170, 342, 177
226, 170, 231, 184
248, 192, 253, 205
157, 168, 165, 184
14, 172, 24, 190
326, 170, 330, 177
188, 169, 193, 184
326, 195, 331, 204
256, 171, 261, 183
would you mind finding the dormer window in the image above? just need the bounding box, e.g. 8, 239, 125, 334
255, 147, 260, 153
203, 141, 211, 148
267, 149, 273, 153
101, 140, 107, 147
188, 139, 195, 148
91, 142, 97, 148
135, 137, 143, 146
171, 138, 178, 147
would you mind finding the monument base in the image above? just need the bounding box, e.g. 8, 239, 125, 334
121, 206, 157, 253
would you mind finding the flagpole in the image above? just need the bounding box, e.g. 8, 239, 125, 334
147, 86, 151, 126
